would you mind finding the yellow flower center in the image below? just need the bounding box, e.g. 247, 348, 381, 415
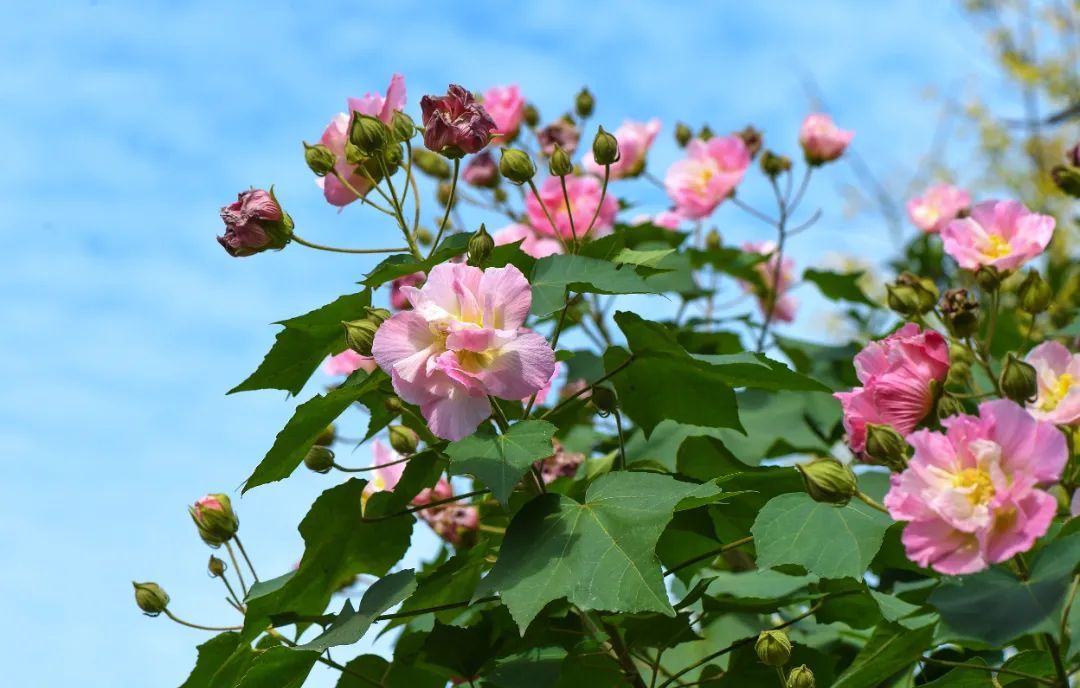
1040, 373, 1075, 411
952, 467, 994, 505
982, 234, 1012, 259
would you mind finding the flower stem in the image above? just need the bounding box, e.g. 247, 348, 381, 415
332, 453, 413, 473
428, 158, 460, 257
756, 176, 790, 352
163, 609, 242, 632
329, 170, 395, 216
581, 165, 611, 242
920, 657, 1058, 686
855, 491, 889, 514
232, 535, 259, 583
378, 157, 421, 258
539, 354, 637, 420
527, 177, 571, 254
360, 489, 490, 522
559, 175, 579, 252
613, 409, 627, 470
224, 541, 248, 597
663, 535, 754, 577
291, 234, 409, 254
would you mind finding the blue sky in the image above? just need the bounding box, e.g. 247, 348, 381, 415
0, 1, 1018, 685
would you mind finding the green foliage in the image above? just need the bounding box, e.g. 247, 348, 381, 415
446, 420, 557, 506
296, 570, 417, 652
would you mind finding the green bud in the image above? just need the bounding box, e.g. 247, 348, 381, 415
590, 386, 618, 415
413, 149, 452, 179
1000, 353, 1038, 404
388, 425, 420, 455
575, 87, 595, 119
208, 555, 227, 578
895, 272, 939, 314
343, 141, 363, 166
865, 423, 909, 471
941, 288, 980, 338
364, 307, 391, 326
467, 224, 495, 266
437, 181, 457, 208
592, 126, 620, 167
787, 665, 816, 688
975, 265, 1002, 292
698, 124, 714, 141
382, 143, 404, 175
949, 342, 974, 367
549, 145, 573, 177
390, 111, 416, 142
349, 113, 389, 155
384, 396, 404, 414
886, 284, 922, 316
500, 148, 536, 185
303, 445, 335, 474
675, 122, 693, 148
133, 581, 170, 616
189, 493, 239, 547
705, 229, 722, 251
493, 186, 509, 203
937, 394, 966, 420
796, 457, 858, 506
1017, 270, 1052, 314
303, 142, 337, 177
342, 318, 379, 357
523, 103, 540, 128
760, 150, 792, 178
1051, 164, 1080, 197
755, 629, 792, 667
314, 424, 336, 447
416, 227, 434, 246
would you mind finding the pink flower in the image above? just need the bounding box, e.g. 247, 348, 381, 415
462, 151, 499, 188
537, 439, 585, 484
317, 74, 406, 208
371, 263, 557, 440
835, 323, 950, 454
419, 502, 479, 545
941, 200, 1055, 272
884, 400, 1066, 574
741, 241, 798, 324
218, 189, 290, 257
362, 441, 451, 507
1025, 341, 1080, 425
420, 84, 496, 157
631, 210, 684, 230
390, 272, 425, 310
413, 477, 454, 506
193, 494, 226, 521
525, 175, 618, 242
323, 350, 377, 377
799, 113, 853, 165
907, 184, 971, 234
583, 118, 661, 179
664, 136, 750, 219
493, 222, 563, 259
483, 84, 525, 141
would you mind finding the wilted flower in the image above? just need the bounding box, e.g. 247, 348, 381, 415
217, 189, 292, 257
799, 113, 853, 165
420, 84, 497, 157
665, 136, 750, 219
493, 222, 563, 259
483, 84, 525, 141
537, 439, 585, 484
1025, 341, 1080, 425
941, 200, 1055, 272
462, 151, 500, 188
740, 241, 797, 324
583, 118, 662, 179
907, 184, 971, 234
525, 175, 618, 242
537, 119, 581, 156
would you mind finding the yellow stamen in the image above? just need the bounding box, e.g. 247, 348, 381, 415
982, 234, 1012, 259
952, 468, 994, 505
1040, 373, 1075, 411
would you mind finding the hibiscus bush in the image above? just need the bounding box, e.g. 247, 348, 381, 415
134, 73, 1080, 688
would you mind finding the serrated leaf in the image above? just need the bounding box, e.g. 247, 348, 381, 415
361, 233, 470, 288
692, 351, 832, 392
487, 647, 567, 688
477, 472, 722, 631
446, 420, 557, 506
296, 570, 417, 652
751, 492, 892, 579
179, 632, 243, 688
831, 621, 936, 688
243, 370, 386, 491
229, 290, 371, 396
235, 647, 318, 688
803, 268, 876, 306
529, 254, 667, 317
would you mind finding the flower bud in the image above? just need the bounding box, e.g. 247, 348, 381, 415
382, 143, 404, 175
736, 125, 763, 158
698, 124, 714, 141
1051, 164, 1080, 198
314, 424, 336, 446
391, 111, 416, 142
413, 149, 452, 179
303, 445, 335, 474
936, 394, 966, 420
796, 457, 858, 506
590, 386, 618, 415
865, 424, 909, 471
975, 265, 1002, 292
467, 224, 495, 266
349, 113, 390, 156
787, 665, 815, 688
760, 150, 792, 179
941, 289, 979, 338
500, 148, 536, 185
189, 494, 239, 547
1017, 270, 1052, 314
675, 122, 693, 148
344, 141, 364, 165
364, 307, 391, 326
523, 103, 540, 128
133, 581, 170, 616
575, 87, 595, 119
462, 151, 500, 188
592, 126, 620, 167
437, 181, 457, 208
384, 396, 404, 414
388, 425, 420, 455
549, 145, 573, 177
1000, 353, 1038, 404
303, 142, 337, 177
705, 229, 722, 251
895, 272, 939, 314
493, 186, 508, 203
208, 555, 227, 578
342, 319, 379, 357
755, 630, 792, 667
416, 227, 434, 246
886, 284, 922, 317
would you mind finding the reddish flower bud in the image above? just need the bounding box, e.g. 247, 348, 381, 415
537, 118, 581, 156
462, 151, 500, 188
420, 84, 497, 158
217, 188, 293, 258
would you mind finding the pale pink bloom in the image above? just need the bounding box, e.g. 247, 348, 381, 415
799, 113, 854, 165
907, 184, 971, 234
390, 272, 425, 310
419, 503, 479, 545
741, 241, 798, 324
413, 478, 454, 506
835, 323, 950, 455
525, 175, 618, 242
483, 84, 525, 141
527, 362, 562, 406
941, 200, 1055, 271
323, 350, 377, 376
583, 118, 661, 179
537, 439, 585, 484
631, 210, 683, 230
1025, 341, 1080, 425
317, 74, 406, 207
664, 136, 750, 219
371, 263, 557, 440
885, 399, 1066, 574
493, 222, 563, 259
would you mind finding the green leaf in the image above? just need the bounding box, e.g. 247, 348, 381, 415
706, 570, 819, 602
243, 370, 387, 491
361, 233, 470, 288
477, 471, 722, 631
385, 543, 490, 631
529, 255, 667, 317
929, 535, 1080, 645
242, 480, 412, 641
179, 632, 243, 688
229, 290, 372, 396
710, 389, 841, 465
487, 647, 567, 688
296, 569, 417, 652
446, 420, 557, 506
919, 657, 993, 687
803, 268, 877, 306
613, 247, 676, 267
688, 246, 768, 287
235, 647, 318, 688
831, 621, 937, 688
691, 351, 832, 392
751, 492, 892, 579
335, 655, 447, 688
206, 642, 256, 688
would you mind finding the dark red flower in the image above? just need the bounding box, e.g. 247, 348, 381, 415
420, 84, 496, 158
